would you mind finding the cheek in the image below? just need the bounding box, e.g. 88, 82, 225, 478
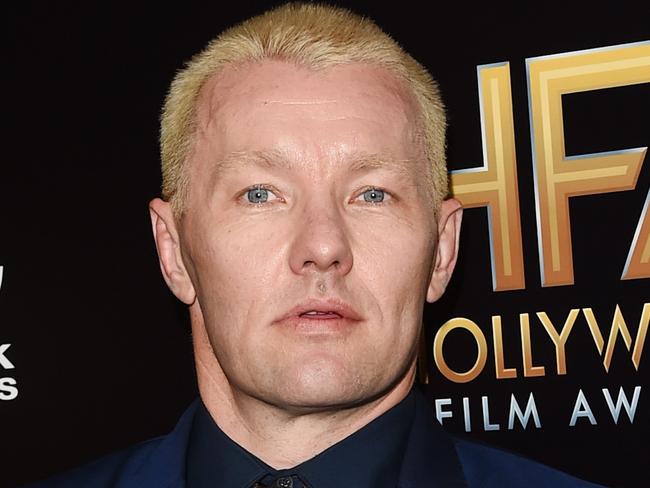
195, 217, 285, 284
351, 219, 433, 344
187, 218, 289, 334
352, 216, 433, 290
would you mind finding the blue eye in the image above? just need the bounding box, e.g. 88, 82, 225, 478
362, 188, 385, 203
247, 187, 269, 204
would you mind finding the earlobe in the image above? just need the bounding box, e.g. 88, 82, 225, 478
149, 198, 196, 305
426, 198, 463, 303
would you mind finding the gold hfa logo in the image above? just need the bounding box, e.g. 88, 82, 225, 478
451, 41, 650, 290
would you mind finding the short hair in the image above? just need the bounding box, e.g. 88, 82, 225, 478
160, 2, 448, 216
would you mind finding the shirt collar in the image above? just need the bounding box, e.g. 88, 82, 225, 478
186, 390, 416, 488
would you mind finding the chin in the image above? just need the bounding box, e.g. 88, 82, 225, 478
266, 357, 389, 410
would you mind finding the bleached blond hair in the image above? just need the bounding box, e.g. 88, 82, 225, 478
160, 2, 448, 216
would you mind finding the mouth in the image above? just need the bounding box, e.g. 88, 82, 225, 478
299, 310, 343, 319
274, 298, 363, 333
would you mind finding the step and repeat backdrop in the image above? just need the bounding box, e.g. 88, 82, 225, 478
3, 2, 648, 487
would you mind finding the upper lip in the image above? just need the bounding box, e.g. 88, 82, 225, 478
275, 298, 363, 322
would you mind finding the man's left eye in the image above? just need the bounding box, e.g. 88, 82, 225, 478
358, 188, 386, 203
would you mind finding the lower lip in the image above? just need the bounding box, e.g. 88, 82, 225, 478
276, 314, 360, 334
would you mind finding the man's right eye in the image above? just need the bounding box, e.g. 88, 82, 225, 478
243, 186, 280, 204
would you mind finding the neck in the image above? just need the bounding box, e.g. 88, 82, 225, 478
190, 311, 417, 469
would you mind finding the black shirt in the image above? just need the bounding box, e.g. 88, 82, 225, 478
186, 390, 416, 488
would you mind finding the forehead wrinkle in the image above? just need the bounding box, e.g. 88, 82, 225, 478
264, 99, 338, 105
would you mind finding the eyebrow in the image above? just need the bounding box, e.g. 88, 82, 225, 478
211, 149, 297, 179
210, 149, 429, 182
346, 152, 426, 180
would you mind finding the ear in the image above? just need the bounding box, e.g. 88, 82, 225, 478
149, 198, 196, 305
426, 198, 463, 303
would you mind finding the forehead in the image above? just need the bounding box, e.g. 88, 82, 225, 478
192, 60, 423, 173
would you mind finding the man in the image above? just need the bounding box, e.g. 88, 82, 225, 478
29, 3, 602, 487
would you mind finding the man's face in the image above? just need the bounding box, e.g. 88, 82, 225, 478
166, 60, 453, 410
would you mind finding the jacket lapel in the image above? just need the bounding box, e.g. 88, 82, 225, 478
398, 390, 468, 488
119, 400, 200, 488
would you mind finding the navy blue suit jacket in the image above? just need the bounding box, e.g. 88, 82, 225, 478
27, 392, 604, 487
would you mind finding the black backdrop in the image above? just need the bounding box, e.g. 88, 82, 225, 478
3, 2, 649, 487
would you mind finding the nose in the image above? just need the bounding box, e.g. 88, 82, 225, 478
288, 198, 353, 277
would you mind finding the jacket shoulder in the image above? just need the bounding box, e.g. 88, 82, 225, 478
23, 399, 200, 488
23, 437, 166, 488
452, 437, 605, 487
